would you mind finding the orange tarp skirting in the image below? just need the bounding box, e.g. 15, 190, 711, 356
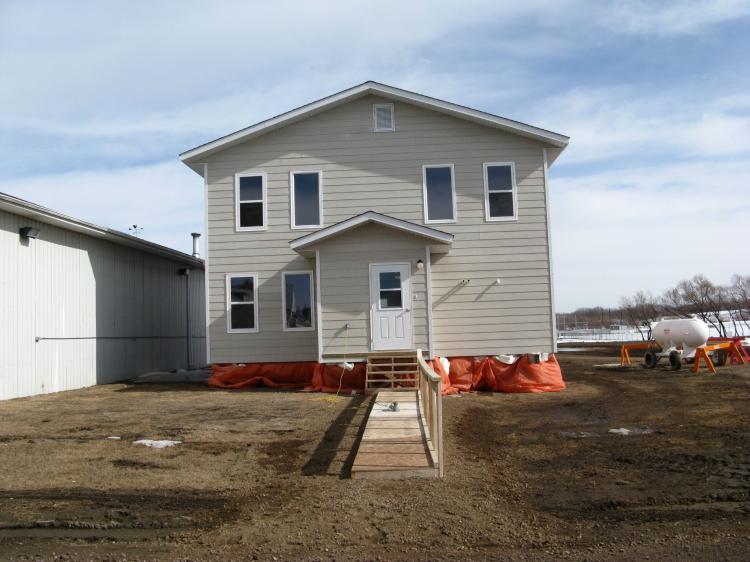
208, 361, 366, 393
208, 355, 565, 394
307, 362, 367, 394
209, 362, 316, 389
427, 358, 460, 396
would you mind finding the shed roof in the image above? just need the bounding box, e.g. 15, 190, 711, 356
0, 191, 203, 267
180, 81, 569, 173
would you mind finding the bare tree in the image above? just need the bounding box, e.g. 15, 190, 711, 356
728, 275, 750, 334
662, 275, 728, 337
620, 291, 660, 340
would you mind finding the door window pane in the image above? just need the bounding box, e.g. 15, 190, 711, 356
379, 271, 401, 290
284, 273, 313, 329
425, 166, 455, 221
293, 172, 321, 227
379, 290, 403, 309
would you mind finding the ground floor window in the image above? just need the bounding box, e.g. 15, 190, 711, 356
226, 273, 258, 333
282, 271, 314, 330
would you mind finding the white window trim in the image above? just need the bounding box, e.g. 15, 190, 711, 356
289, 170, 323, 230
281, 270, 316, 332
483, 161, 518, 222
234, 172, 267, 232
372, 102, 395, 132
226, 272, 259, 334
422, 163, 457, 224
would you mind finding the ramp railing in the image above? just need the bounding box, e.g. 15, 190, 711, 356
416, 349, 444, 477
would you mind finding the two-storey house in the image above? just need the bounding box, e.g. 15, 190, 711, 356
180, 82, 568, 365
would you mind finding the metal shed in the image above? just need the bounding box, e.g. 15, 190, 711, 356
0, 192, 206, 400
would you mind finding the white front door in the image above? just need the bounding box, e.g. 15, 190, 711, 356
370, 263, 412, 351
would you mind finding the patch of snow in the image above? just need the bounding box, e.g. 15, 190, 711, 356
608, 427, 653, 436
609, 428, 631, 435
134, 439, 182, 448
106, 436, 121, 440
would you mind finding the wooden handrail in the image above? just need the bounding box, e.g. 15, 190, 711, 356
416, 349, 444, 477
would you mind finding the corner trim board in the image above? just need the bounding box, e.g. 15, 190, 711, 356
542, 148, 558, 353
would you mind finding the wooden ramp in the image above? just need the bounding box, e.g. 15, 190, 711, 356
351, 389, 438, 479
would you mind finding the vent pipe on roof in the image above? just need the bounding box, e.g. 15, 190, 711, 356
191, 232, 201, 258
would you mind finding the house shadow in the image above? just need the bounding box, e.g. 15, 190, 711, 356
302, 394, 371, 479
89, 242, 207, 388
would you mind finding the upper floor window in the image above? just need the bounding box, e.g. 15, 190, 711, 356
290, 171, 323, 229
235, 172, 266, 231
282, 271, 314, 331
226, 273, 258, 333
483, 162, 517, 221
373, 103, 395, 132
422, 164, 456, 224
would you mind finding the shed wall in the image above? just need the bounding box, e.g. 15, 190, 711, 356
0, 208, 206, 400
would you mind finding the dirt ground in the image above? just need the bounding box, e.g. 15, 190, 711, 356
1, 345, 748, 561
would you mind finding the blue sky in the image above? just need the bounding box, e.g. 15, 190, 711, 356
1, 0, 748, 310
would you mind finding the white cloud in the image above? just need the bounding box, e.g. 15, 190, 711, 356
0, 161, 204, 255
549, 159, 749, 310
598, 0, 750, 34
537, 88, 750, 164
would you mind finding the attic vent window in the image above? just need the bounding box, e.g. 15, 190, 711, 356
373, 103, 395, 132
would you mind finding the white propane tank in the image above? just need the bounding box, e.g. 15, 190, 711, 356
652, 318, 709, 351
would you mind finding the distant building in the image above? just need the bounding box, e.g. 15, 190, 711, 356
0, 192, 205, 400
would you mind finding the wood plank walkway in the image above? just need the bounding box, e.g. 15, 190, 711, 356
350, 390, 438, 479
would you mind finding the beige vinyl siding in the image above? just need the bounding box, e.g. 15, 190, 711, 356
204, 94, 553, 362
316, 224, 428, 355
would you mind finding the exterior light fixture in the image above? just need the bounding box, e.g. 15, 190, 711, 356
19, 226, 40, 239
416, 259, 424, 271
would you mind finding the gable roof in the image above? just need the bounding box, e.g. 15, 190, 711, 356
180, 81, 569, 173
289, 211, 454, 256
0, 191, 203, 267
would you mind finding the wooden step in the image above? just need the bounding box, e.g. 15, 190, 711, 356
365, 353, 419, 393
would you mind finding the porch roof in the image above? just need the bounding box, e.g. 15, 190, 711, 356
289, 211, 454, 257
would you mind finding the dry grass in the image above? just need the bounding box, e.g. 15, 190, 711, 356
1, 349, 749, 560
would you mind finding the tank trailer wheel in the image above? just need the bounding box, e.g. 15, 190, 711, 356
669, 350, 682, 370
712, 349, 727, 367
644, 350, 659, 369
